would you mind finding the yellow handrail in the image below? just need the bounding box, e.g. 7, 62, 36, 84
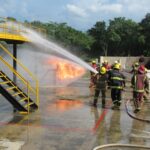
0, 56, 28, 86
0, 56, 31, 114
0, 44, 37, 83
0, 17, 42, 107
0, 17, 46, 37
0, 44, 39, 105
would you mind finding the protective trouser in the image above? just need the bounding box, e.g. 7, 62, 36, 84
93, 89, 106, 107
111, 88, 121, 106
133, 91, 144, 109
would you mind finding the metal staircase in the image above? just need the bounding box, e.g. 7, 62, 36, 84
0, 44, 39, 114
0, 71, 38, 112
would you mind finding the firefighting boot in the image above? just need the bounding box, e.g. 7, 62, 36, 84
116, 100, 121, 110
111, 100, 119, 110
133, 99, 140, 113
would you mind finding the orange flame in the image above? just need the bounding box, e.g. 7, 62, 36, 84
47, 57, 86, 81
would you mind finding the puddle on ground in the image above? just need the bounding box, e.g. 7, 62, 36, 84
47, 99, 83, 112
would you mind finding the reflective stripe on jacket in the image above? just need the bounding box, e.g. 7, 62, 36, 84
96, 73, 108, 89
131, 73, 149, 93
108, 69, 125, 89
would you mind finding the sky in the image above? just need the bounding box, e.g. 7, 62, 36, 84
1, 0, 150, 30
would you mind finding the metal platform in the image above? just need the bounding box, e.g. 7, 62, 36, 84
0, 32, 29, 43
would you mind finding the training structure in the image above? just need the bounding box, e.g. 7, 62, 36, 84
0, 17, 40, 114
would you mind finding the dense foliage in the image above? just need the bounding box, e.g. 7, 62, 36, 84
29, 21, 94, 60
7, 14, 150, 59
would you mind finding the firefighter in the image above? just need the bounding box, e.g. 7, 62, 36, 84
102, 60, 111, 71
108, 63, 126, 110
138, 56, 149, 101
131, 65, 149, 113
93, 67, 108, 108
130, 62, 139, 75
89, 60, 98, 88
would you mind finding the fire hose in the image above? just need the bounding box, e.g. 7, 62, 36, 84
93, 143, 150, 150
125, 99, 150, 123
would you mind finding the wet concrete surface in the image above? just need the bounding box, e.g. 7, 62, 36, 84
0, 76, 150, 150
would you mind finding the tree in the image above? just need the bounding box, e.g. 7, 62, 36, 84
107, 17, 141, 56
88, 21, 108, 57
30, 21, 93, 59
7, 17, 17, 21
139, 13, 150, 56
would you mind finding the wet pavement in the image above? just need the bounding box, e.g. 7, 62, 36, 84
0, 76, 150, 150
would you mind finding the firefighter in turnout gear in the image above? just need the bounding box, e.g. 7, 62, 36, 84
93, 67, 108, 108
131, 65, 149, 113
108, 63, 126, 110
130, 62, 139, 75
89, 60, 98, 88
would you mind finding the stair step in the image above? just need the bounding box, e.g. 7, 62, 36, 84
6, 86, 17, 91
19, 97, 28, 102
19, 111, 28, 115
0, 81, 11, 84
12, 92, 23, 96
25, 102, 34, 108
0, 75, 5, 78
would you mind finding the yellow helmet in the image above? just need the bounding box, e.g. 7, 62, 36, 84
134, 62, 139, 67
100, 67, 106, 74
114, 60, 118, 64
92, 60, 96, 63
114, 63, 120, 70
104, 60, 108, 63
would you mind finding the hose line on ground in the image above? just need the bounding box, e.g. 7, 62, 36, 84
93, 143, 150, 150
125, 99, 150, 123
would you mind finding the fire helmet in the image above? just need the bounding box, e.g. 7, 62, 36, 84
100, 67, 106, 74
114, 60, 118, 64
134, 62, 139, 67
104, 60, 108, 64
92, 60, 96, 63
114, 63, 120, 70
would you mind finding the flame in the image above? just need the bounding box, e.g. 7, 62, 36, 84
47, 57, 86, 81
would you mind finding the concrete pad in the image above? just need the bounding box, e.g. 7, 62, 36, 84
0, 77, 150, 150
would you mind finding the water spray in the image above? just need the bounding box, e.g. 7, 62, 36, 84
9, 22, 98, 74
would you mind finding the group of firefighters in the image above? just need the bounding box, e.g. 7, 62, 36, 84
90, 57, 149, 113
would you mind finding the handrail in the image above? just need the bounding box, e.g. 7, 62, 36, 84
0, 44, 37, 82
0, 17, 46, 37
0, 61, 28, 100
0, 57, 33, 113
0, 56, 35, 94
0, 56, 27, 84
0, 17, 41, 106
0, 44, 39, 105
